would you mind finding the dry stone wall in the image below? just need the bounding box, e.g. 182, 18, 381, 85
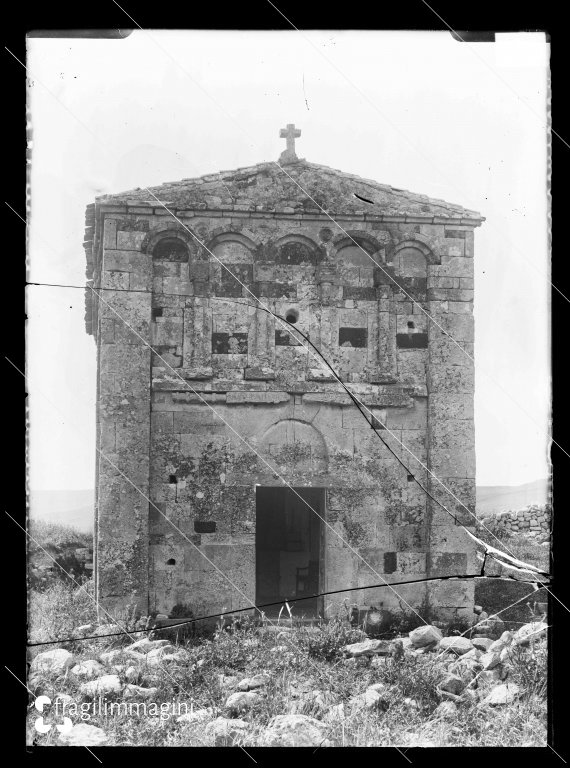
478, 504, 551, 540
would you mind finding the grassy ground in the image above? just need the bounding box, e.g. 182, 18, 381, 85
27, 582, 547, 747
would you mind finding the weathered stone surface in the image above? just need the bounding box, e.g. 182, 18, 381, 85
205, 717, 249, 746
344, 639, 393, 657
512, 621, 547, 646
437, 674, 465, 695
258, 714, 333, 747
30, 649, 74, 676
438, 637, 474, 655
177, 707, 215, 724
79, 675, 123, 696
225, 690, 264, 714
71, 660, 105, 679
127, 638, 172, 654
472, 637, 493, 652
236, 673, 270, 691
482, 683, 521, 706
58, 724, 108, 747
479, 651, 502, 671
86, 157, 480, 623
409, 625, 443, 648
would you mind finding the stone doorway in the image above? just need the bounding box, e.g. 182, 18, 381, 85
255, 486, 324, 618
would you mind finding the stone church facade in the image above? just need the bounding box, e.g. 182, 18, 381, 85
84, 129, 483, 624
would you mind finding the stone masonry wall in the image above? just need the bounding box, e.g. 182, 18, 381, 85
478, 504, 551, 540
91, 188, 479, 624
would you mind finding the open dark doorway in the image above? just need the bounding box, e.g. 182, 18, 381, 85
256, 486, 324, 618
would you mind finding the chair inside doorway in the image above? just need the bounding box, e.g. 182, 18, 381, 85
256, 486, 323, 618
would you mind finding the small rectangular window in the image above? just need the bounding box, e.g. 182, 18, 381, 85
194, 520, 216, 533
339, 327, 368, 348
212, 332, 248, 354
396, 333, 428, 349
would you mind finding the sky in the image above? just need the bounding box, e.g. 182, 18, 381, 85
26, 30, 551, 492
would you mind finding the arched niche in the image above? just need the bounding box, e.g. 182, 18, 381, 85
259, 419, 328, 471
206, 232, 256, 264
332, 232, 385, 267
152, 237, 189, 262
391, 241, 434, 277
142, 226, 196, 261
273, 234, 324, 266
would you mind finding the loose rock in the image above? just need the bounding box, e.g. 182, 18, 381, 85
236, 673, 269, 691
128, 638, 172, 654
58, 724, 108, 747
482, 683, 521, 706
409, 625, 443, 649
71, 660, 105, 679
177, 707, 215, 724
513, 621, 547, 647
225, 690, 263, 714
205, 717, 249, 746
438, 637, 474, 656
258, 714, 333, 747
79, 674, 122, 697
438, 674, 465, 696
472, 638, 493, 652
30, 649, 74, 676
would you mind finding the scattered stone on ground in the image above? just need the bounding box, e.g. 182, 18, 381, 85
58, 723, 108, 747
79, 674, 122, 696
438, 637, 474, 656
124, 666, 139, 683
205, 717, 249, 746
128, 638, 175, 654
225, 690, 264, 714
480, 650, 502, 670
438, 674, 465, 696
99, 649, 127, 665
482, 683, 521, 706
409, 625, 443, 649
236, 673, 269, 691
513, 621, 547, 647
177, 707, 215, 724
349, 686, 389, 712
344, 638, 393, 657
71, 660, 105, 679
488, 631, 513, 653
30, 649, 74, 676
472, 637, 493, 652
74, 624, 96, 636
146, 650, 188, 667
258, 714, 333, 747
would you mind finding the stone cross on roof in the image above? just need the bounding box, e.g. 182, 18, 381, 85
279, 123, 301, 164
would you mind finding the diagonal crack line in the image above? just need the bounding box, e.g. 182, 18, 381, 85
206, 297, 551, 580
26, 573, 549, 647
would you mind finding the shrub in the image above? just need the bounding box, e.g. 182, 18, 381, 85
28, 579, 97, 650
302, 616, 365, 662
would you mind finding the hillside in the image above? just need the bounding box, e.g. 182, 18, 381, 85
476, 479, 550, 515
29, 489, 94, 533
